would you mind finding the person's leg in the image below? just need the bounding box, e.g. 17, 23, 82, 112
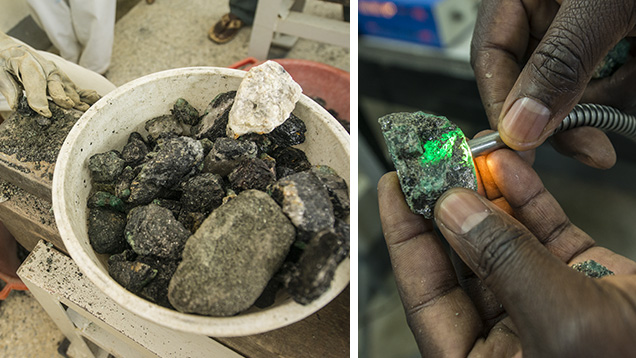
69, 0, 116, 74
229, 0, 258, 25
26, 0, 82, 64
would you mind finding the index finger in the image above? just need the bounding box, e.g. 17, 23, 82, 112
378, 172, 481, 356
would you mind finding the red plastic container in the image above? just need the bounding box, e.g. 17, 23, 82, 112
229, 58, 350, 122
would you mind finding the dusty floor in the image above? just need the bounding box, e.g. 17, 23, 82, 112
0, 0, 349, 357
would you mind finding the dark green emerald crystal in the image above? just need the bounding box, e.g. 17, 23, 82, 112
379, 112, 477, 219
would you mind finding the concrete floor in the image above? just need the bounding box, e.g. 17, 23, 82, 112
0, 1, 349, 357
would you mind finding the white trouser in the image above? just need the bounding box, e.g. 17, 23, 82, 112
0, 48, 116, 117
27, 0, 116, 74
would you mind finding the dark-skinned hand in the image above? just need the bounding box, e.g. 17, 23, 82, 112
471, 0, 636, 169
378, 149, 636, 357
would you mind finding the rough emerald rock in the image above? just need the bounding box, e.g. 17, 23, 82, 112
115, 166, 137, 200
334, 219, 350, 264
203, 137, 258, 176
287, 229, 342, 305
87, 191, 126, 213
108, 260, 157, 294
180, 173, 225, 214
593, 39, 631, 79
239, 113, 307, 153
193, 91, 235, 140
145, 115, 183, 142
379, 112, 477, 219
88, 150, 125, 183
125, 204, 191, 260
227, 157, 276, 192
270, 171, 335, 233
151, 198, 182, 219
168, 190, 295, 316
172, 98, 200, 126
310, 165, 349, 219
136, 255, 179, 309
129, 137, 204, 204
272, 146, 312, 175
227, 61, 302, 138
178, 211, 207, 233
572, 260, 615, 278
87, 207, 127, 254
121, 132, 149, 167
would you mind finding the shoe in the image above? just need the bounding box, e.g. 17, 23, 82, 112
209, 13, 244, 44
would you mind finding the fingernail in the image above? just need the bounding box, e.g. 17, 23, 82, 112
500, 98, 550, 144
436, 191, 490, 234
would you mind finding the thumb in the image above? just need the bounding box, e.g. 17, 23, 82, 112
434, 189, 588, 334
498, 0, 636, 151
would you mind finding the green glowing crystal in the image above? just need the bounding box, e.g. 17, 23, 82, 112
379, 111, 477, 219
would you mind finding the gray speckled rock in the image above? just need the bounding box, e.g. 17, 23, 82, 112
125, 204, 191, 259
88, 150, 125, 183
168, 190, 295, 316
270, 171, 335, 233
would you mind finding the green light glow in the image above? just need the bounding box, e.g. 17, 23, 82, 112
420, 128, 463, 165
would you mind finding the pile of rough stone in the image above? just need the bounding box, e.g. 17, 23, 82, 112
86, 61, 349, 317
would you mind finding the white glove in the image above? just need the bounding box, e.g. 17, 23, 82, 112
0, 32, 100, 117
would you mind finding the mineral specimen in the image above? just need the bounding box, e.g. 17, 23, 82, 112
287, 230, 342, 305
272, 146, 312, 174
125, 204, 191, 260
87, 208, 127, 254
145, 115, 183, 142
227, 157, 276, 192
172, 98, 200, 126
227, 61, 302, 137
88, 150, 126, 183
128, 137, 204, 204
379, 112, 477, 219
310, 165, 350, 219
87, 191, 126, 213
121, 132, 149, 166
202, 137, 258, 176
108, 260, 157, 294
270, 171, 335, 233
193, 91, 235, 140
572, 260, 615, 278
593, 39, 631, 79
115, 166, 137, 200
179, 173, 224, 214
168, 190, 296, 316
136, 255, 179, 308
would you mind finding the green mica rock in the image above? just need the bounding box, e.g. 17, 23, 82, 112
593, 38, 631, 79
571, 260, 614, 278
379, 112, 477, 219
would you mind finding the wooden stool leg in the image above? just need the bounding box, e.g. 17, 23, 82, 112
248, 0, 282, 59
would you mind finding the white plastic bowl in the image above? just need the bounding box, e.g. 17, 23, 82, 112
52, 67, 350, 336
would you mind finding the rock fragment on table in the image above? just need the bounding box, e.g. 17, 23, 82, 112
87, 207, 127, 254
227, 61, 302, 138
88, 150, 125, 183
270, 171, 335, 233
168, 190, 295, 316
379, 111, 477, 219
125, 203, 191, 259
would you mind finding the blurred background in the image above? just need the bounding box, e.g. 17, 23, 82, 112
357, 0, 636, 357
